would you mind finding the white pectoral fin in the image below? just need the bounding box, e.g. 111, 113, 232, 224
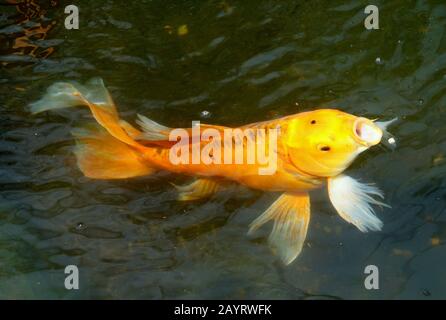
248, 192, 310, 265
328, 174, 389, 232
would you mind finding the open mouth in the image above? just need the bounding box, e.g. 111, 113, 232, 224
353, 117, 383, 146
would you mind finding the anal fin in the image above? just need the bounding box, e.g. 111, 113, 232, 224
248, 192, 310, 265
136, 114, 171, 141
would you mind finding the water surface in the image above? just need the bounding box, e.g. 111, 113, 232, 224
0, 0, 446, 299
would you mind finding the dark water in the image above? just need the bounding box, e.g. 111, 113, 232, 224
0, 0, 445, 299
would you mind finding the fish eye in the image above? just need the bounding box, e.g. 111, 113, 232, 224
310, 120, 316, 124
319, 145, 330, 152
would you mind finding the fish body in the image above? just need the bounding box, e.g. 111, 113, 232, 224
138, 117, 325, 193
31, 78, 395, 264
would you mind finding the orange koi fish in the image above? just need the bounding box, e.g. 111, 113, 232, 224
31, 78, 396, 264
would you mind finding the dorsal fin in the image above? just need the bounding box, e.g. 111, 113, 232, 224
136, 115, 232, 141
136, 114, 171, 141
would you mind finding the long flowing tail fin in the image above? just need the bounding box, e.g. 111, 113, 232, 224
30, 78, 142, 148
72, 125, 155, 179
31, 78, 157, 179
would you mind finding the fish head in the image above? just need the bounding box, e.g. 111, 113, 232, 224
284, 109, 383, 177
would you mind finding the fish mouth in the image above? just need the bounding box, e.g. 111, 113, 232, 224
353, 117, 383, 146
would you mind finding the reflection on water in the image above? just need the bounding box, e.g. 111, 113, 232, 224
0, 0, 446, 299
0, 0, 59, 67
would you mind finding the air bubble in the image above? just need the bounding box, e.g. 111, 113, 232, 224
200, 110, 211, 118
76, 222, 85, 231
422, 289, 431, 297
